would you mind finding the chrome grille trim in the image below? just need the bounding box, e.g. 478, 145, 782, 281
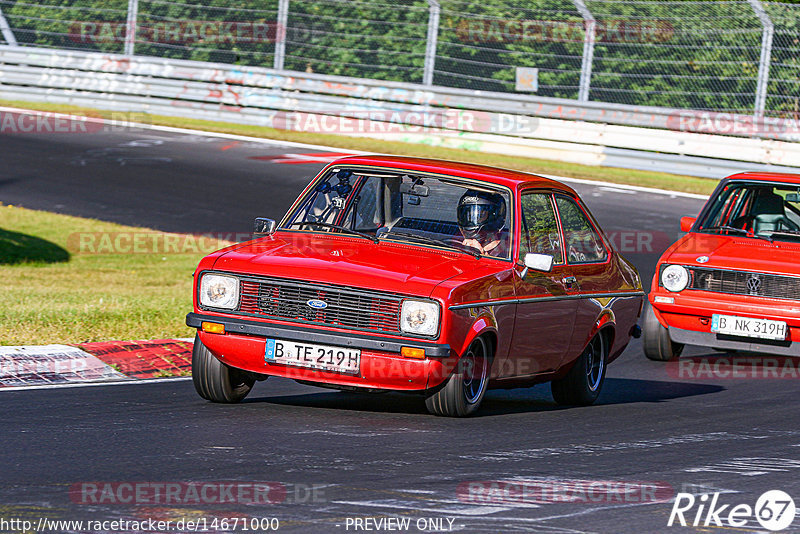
687, 267, 800, 300
235, 275, 404, 335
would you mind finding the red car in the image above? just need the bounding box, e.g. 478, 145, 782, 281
644, 172, 800, 361
187, 156, 644, 416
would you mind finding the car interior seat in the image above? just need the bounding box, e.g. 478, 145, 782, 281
752, 190, 800, 235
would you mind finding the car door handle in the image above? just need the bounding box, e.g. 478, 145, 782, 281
562, 276, 578, 288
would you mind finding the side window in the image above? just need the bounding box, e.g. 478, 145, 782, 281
519, 193, 563, 264
555, 196, 607, 264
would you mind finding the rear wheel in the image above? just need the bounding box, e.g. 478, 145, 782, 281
551, 332, 607, 406
425, 337, 491, 417
642, 301, 684, 361
192, 334, 256, 403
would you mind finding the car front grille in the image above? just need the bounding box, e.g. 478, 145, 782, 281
688, 267, 800, 300
236, 276, 403, 334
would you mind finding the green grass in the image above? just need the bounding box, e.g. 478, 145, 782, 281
0, 99, 717, 196
0, 204, 213, 345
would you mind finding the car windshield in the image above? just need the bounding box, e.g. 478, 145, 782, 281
698, 181, 800, 242
282, 168, 513, 259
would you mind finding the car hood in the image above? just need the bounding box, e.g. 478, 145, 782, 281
211, 231, 483, 297
665, 232, 800, 276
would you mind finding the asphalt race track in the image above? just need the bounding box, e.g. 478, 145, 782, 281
2, 120, 799, 534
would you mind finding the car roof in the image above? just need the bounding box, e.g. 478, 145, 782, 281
329, 155, 577, 194
724, 172, 800, 185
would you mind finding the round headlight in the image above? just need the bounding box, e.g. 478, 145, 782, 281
661, 265, 689, 292
400, 299, 440, 336
199, 274, 240, 310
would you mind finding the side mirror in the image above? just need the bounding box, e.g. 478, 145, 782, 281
253, 218, 277, 239
521, 253, 553, 277
680, 216, 696, 233
786, 193, 800, 203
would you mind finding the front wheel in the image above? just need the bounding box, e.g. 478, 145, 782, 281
192, 334, 256, 403
425, 336, 492, 417
551, 332, 607, 406
642, 301, 684, 361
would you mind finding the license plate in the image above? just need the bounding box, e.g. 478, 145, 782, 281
711, 314, 788, 341
264, 338, 360, 374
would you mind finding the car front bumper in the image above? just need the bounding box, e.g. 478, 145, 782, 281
668, 326, 800, 356
186, 313, 455, 391
649, 291, 800, 353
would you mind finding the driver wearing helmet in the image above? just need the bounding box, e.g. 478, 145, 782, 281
457, 190, 508, 257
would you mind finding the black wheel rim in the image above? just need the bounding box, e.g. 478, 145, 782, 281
585, 335, 605, 392
462, 337, 488, 404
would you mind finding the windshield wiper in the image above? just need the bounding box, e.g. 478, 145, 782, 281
708, 225, 747, 234
766, 231, 800, 242
287, 222, 378, 243
707, 225, 772, 242
379, 230, 481, 259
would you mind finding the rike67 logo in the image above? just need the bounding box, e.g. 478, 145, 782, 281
668, 490, 796, 531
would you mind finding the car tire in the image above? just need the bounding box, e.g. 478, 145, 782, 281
425, 336, 492, 417
192, 334, 256, 403
642, 301, 684, 361
551, 332, 607, 406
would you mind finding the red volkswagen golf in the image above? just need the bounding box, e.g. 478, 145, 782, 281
645, 172, 800, 361
187, 156, 644, 416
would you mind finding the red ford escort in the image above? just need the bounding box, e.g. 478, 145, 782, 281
187, 156, 643, 416
644, 172, 800, 361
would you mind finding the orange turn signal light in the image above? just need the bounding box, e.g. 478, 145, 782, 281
201, 321, 225, 334
401, 347, 426, 359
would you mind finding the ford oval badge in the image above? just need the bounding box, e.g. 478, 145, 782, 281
696, 256, 710, 263
307, 299, 328, 310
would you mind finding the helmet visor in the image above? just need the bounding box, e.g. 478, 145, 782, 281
457, 203, 491, 229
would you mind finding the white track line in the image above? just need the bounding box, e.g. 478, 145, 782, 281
0, 376, 191, 393
0, 105, 709, 200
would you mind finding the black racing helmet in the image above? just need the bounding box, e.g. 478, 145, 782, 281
457, 189, 506, 239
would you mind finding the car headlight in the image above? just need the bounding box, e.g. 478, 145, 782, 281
661, 265, 690, 292
400, 299, 440, 336
199, 274, 240, 310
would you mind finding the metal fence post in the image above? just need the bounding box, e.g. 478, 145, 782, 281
274, 0, 289, 71
748, 0, 774, 119
124, 0, 138, 56
423, 0, 440, 86
571, 0, 595, 102
0, 6, 18, 46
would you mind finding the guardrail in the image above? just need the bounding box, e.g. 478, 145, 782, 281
1, 46, 799, 179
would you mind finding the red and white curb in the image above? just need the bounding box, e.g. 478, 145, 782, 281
0, 339, 194, 390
